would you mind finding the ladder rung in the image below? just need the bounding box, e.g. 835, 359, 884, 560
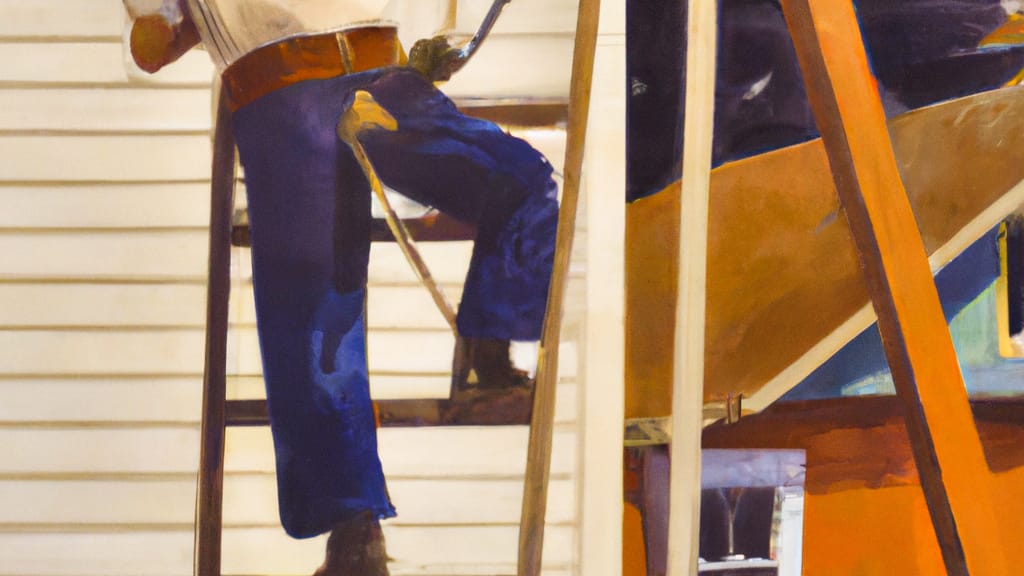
224, 385, 533, 428
231, 210, 477, 248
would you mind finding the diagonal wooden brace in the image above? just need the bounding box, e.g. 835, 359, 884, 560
780, 0, 1010, 573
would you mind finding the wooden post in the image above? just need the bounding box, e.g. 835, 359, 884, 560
779, 0, 1010, 573
578, 2, 626, 573
666, 0, 717, 574
517, 0, 602, 573
194, 86, 236, 576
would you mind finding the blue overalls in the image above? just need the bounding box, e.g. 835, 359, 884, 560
232, 66, 558, 538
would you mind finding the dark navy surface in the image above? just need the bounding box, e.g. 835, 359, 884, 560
232, 67, 557, 538
626, 0, 1024, 202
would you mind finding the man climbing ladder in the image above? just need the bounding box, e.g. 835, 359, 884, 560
122, 1, 558, 573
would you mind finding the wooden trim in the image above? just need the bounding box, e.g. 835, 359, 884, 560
225, 387, 535, 428
666, 0, 717, 574
779, 0, 1010, 573
517, 0, 601, 573
231, 209, 476, 247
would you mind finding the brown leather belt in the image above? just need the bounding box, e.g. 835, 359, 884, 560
221, 26, 406, 112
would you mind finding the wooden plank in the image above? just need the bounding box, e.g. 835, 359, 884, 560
0, 476, 575, 526
0, 0, 123, 39
518, 0, 599, 573
0, 183, 211, 228
0, 135, 211, 182
194, 87, 234, 576
667, 0, 716, 573
780, 0, 1010, 573
227, 373, 455, 401
577, 8, 626, 576
227, 381, 563, 428
704, 396, 1024, 491
0, 89, 212, 131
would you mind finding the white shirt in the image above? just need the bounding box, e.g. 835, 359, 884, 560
185, 0, 402, 69
126, 0, 455, 70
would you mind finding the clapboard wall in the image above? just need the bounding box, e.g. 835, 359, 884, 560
0, 1, 584, 574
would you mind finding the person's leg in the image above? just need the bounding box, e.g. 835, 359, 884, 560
355, 68, 560, 345
231, 73, 395, 546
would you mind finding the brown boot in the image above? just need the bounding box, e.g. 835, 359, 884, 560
312, 511, 390, 576
451, 337, 532, 392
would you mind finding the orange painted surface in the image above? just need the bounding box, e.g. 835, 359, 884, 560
802, 460, 1024, 576
623, 501, 649, 576
703, 397, 1024, 574
782, 0, 1009, 571
624, 86, 1024, 420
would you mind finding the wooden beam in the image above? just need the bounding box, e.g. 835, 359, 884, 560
194, 85, 236, 576
231, 210, 477, 247
666, 0, 717, 574
224, 388, 535, 428
577, 4, 626, 574
779, 0, 1009, 573
517, 0, 601, 573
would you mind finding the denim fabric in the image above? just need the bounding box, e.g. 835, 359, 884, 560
232, 66, 557, 538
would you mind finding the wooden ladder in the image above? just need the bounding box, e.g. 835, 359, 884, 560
666, 1, 1014, 574
191, 2, 602, 563
192, 90, 566, 575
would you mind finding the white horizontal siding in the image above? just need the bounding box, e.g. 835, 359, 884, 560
0, 426, 577, 478
0, 476, 576, 526
0, 0, 124, 39
0, 526, 576, 576
0, 42, 214, 86
0, 89, 213, 131
0, 135, 212, 181
0, 183, 211, 228
0, 1, 581, 574
0, 0, 580, 41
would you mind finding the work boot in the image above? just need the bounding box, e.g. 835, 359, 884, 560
451, 337, 532, 391
313, 511, 389, 576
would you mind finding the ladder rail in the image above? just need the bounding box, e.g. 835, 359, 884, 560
194, 85, 237, 576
